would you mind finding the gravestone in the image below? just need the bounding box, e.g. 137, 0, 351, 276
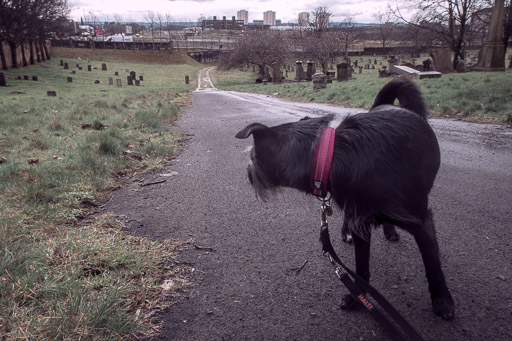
127, 76, 133, 85
312, 73, 328, 90
130, 71, 136, 79
60, 60, 63, 66
109, 77, 113, 85
135, 80, 140, 86
71, 70, 76, 74
76, 63, 80, 68
422, 59, 433, 71
116, 79, 122, 87
388, 56, 398, 74
354, 60, 358, 68
336, 62, 349, 81
115, 71, 119, 76
139, 75, 143, 81
23, 75, 29, 80
359, 66, 363, 74
306, 61, 314, 81
32, 76, 38, 81
455, 59, 466, 72
430, 49, 454, 73
94, 80, 100, 84
272, 66, 281, 84
185, 75, 189, 84
0, 72, 6, 86
294, 61, 303, 82
88, 65, 92, 71
474, 0, 506, 71
67, 77, 73, 82
102, 63, 107, 71
47, 91, 57, 96
64, 63, 69, 69
79, 67, 82, 71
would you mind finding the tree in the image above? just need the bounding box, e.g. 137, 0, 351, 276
373, 11, 397, 49
144, 10, 156, 50
218, 31, 289, 80
333, 17, 363, 60
391, 0, 486, 67
309, 6, 331, 36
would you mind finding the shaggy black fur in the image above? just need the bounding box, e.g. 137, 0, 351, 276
235, 77, 455, 320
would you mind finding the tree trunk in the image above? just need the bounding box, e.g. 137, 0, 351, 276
29, 39, 35, 64
39, 40, 47, 61
21, 41, 28, 66
8, 41, 18, 68
34, 41, 41, 62
42, 40, 50, 60
0, 43, 7, 70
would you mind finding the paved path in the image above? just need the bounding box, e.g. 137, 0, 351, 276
104, 72, 512, 341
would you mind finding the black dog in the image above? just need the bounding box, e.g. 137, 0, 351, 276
235, 78, 455, 320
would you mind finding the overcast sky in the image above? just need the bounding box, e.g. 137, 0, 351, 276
68, 0, 401, 24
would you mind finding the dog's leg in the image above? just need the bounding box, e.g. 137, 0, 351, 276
383, 224, 400, 242
411, 211, 455, 320
341, 219, 353, 243
341, 230, 371, 309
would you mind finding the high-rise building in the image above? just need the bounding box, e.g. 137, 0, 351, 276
237, 10, 248, 25
263, 10, 276, 26
298, 12, 309, 26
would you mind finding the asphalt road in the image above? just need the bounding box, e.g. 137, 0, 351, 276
104, 82, 512, 340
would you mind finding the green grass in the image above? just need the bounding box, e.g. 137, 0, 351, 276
212, 59, 512, 124
0, 53, 200, 340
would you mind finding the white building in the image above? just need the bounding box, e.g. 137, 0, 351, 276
237, 10, 249, 25
263, 11, 276, 26
298, 12, 309, 26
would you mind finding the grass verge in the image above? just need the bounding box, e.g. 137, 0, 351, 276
0, 50, 200, 339
211, 58, 512, 124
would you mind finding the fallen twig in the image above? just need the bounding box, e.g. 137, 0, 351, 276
292, 260, 308, 274
140, 179, 166, 187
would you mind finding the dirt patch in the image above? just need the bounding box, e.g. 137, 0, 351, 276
51, 47, 201, 65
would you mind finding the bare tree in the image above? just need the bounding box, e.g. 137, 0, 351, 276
309, 6, 331, 36
373, 11, 397, 49
390, 0, 486, 67
144, 10, 156, 50
218, 31, 289, 80
333, 17, 363, 60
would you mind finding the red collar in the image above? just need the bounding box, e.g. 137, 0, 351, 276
310, 127, 336, 198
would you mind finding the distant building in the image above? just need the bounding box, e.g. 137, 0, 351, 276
263, 11, 276, 26
237, 10, 249, 25
201, 16, 244, 30
298, 12, 309, 26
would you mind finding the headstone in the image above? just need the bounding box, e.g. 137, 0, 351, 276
115, 71, 119, 76
455, 59, 466, 72
67, 77, 73, 82
130, 71, 136, 79
359, 66, 363, 74
474, 0, 506, 71
79, 67, 82, 71
185, 75, 189, 84
294, 61, 303, 82
23, 75, 29, 80
422, 59, 433, 71
139, 75, 143, 81
94, 80, 100, 84
109, 77, 113, 85
116, 79, 122, 87
0, 72, 6, 86
102, 63, 107, 71
430, 49, 454, 73
306, 61, 314, 81
47, 91, 57, 96
88, 65, 92, 71
272, 65, 281, 84
135, 80, 140, 86
64, 63, 69, 69
71, 70, 76, 74
60, 60, 63, 66
127, 76, 133, 85
312, 73, 328, 90
336, 63, 349, 81
388, 56, 398, 73
32, 76, 38, 81
76, 63, 80, 68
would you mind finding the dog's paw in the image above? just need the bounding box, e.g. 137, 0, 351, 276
342, 232, 353, 244
383, 225, 400, 242
340, 294, 361, 310
432, 298, 455, 321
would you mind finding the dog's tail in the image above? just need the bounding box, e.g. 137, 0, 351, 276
371, 78, 428, 119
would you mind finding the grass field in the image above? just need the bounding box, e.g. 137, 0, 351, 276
212, 57, 512, 124
0, 49, 201, 340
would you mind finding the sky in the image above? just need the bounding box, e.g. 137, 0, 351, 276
68, 0, 401, 25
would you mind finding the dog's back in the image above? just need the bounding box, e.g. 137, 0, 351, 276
370, 78, 428, 119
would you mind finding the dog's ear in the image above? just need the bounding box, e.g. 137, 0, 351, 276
235, 123, 270, 139
300, 116, 311, 121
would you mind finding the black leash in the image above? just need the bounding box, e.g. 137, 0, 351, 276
319, 200, 425, 341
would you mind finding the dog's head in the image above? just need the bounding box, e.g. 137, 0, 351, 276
235, 114, 333, 200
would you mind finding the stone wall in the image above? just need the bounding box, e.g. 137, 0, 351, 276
1, 40, 51, 69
